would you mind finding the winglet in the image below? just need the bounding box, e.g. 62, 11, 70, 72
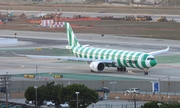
166, 46, 169, 51
148, 46, 169, 56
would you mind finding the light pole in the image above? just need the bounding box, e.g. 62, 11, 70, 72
36, 65, 38, 80
36, 65, 40, 80
5, 72, 8, 108
0, 73, 11, 108
34, 86, 38, 107
75, 92, 80, 108
110, 82, 117, 93
132, 93, 137, 108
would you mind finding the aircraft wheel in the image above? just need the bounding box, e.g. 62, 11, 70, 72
123, 67, 126, 72
91, 70, 94, 72
117, 67, 120, 71
120, 67, 123, 71
144, 72, 148, 75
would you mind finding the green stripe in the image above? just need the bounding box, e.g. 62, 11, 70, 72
65, 23, 71, 46
123, 52, 129, 67
95, 49, 102, 59
135, 53, 141, 69
98, 49, 105, 59
74, 37, 78, 46
100, 50, 107, 59
108, 50, 115, 60
112, 51, 119, 67
79, 47, 85, 58
111, 50, 118, 67
66, 22, 79, 47
85, 47, 93, 58
92, 48, 99, 59
71, 46, 76, 55
117, 51, 124, 67
141, 54, 149, 68
128, 52, 136, 68
69, 25, 72, 46
131, 52, 139, 68
84, 47, 91, 58
106, 50, 112, 59
75, 47, 81, 57
150, 59, 157, 67
72, 46, 78, 56
112, 51, 118, 60
82, 47, 89, 58
89, 48, 96, 59
74, 39, 77, 46
74, 47, 79, 55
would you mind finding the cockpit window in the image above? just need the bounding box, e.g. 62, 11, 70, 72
147, 58, 155, 60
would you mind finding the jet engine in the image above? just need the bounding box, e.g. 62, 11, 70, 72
89, 61, 105, 72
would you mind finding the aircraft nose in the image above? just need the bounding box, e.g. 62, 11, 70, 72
150, 59, 157, 67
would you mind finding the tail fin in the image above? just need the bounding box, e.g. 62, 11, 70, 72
65, 22, 81, 47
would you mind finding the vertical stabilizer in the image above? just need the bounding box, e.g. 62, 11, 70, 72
65, 22, 81, 47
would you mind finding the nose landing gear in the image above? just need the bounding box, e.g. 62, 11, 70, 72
117, 67, 126, 72
144, 68, 148, 75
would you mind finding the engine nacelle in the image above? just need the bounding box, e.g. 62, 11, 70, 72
89, 61, 105, 72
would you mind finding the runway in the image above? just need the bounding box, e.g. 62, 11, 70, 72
0, 30, 180, 81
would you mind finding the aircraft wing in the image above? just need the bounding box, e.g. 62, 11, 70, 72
148, 46, 169, 56
58, 57, 115, 64
12, 52, 115, 64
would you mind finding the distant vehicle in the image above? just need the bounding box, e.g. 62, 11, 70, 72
46, 101, 55, 106
25, 100, 34, 104
124, 15, 135, 21
126, 88, 140, 94
135, 15, 152, 21
157, 16, 168, 22
99, 95, 103, 101
59, 102, 69, 108
96, 87, 110, 93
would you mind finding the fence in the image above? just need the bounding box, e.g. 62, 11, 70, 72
0, 0, 180, 6
88, 102, 145, 108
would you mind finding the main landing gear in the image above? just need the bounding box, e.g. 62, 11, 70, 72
144, 69, 148, 75
117, 67, 126, 72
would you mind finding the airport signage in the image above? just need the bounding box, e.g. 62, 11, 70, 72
54, 75, 63, 78
36, 48, 42, 51
151, 81, 160, 93
24, 74, 35, 78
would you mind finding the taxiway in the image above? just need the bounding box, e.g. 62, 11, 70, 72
0, 30, 179, 81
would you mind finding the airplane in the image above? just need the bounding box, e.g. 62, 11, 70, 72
13, 22, 169, 75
